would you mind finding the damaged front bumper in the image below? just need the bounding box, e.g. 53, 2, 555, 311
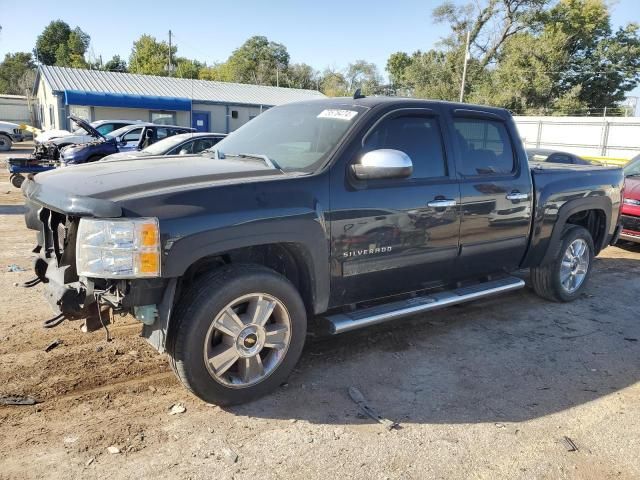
23, 178, 174, 350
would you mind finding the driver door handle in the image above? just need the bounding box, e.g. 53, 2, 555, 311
506, 191, 528, 201
427, 199, 457, 208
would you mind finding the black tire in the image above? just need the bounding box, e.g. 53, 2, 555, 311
168, 264, 307, 405
0, 134, 12, 152
530, 225, 594, 302
11, 173, 25, 189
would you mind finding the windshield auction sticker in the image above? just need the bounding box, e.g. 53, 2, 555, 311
317, 109, 359, 121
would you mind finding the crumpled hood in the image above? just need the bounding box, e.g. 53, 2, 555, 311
35, 129, 72, 143
31, 155, 281, 202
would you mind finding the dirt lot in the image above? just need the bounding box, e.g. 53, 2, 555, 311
0, 150, 639, 479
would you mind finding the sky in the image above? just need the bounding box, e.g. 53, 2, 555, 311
0, 0, 639, 98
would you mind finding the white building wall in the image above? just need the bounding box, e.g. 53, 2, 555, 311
35, 77, 60, 130
514, 116, 640, 159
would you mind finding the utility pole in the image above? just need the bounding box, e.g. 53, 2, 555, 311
168, 29, 173, 76
459, 30, 471, 103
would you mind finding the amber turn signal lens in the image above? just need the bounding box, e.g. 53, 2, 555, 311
138, 252, 160, 274
140, 223, 159, 247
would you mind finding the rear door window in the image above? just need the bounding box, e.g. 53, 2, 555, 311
453, 119, 515, 176
123, 128, 142, 142
363, 115, 447, 178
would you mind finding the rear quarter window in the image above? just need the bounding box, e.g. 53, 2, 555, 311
453, 118, 515, 176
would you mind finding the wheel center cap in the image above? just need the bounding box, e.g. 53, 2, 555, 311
236, 325, 265, 357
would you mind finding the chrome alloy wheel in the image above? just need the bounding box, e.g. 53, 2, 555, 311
203, 293, 291, 388
560, 238, 590, 294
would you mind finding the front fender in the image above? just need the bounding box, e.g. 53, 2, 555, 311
162, 208, 330, 314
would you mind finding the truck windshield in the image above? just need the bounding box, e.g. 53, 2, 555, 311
209, 102, 368, 172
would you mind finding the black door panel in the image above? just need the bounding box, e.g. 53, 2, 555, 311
329, 109, 461, 306
450, 115, 533, 278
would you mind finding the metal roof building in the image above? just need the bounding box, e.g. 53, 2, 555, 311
33, 65, 325, 133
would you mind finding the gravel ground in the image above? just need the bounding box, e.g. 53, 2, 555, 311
0, 151, 638, 480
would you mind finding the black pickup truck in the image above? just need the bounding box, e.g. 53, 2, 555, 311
21, 96, 623, 405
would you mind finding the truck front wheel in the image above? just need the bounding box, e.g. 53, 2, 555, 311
0, 134, 12, 151
530, 225, 594, 302
168, 264, 307, 405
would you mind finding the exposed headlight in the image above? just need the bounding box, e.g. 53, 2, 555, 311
76, 218, 160, 278
623, 198, 640, 206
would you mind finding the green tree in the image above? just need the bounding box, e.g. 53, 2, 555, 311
0, 52, 35, 94
175, 58, 203, 79
284, 63, 319, 89
386, 52, 412, 89
320, 68, 349, 97
34, 21, 90, 67
544, 0, 640, 109
103, 55, 128, 72
345, 60, 381, 95
198, 62, 234, 82
55, 27, 90, 68
223, 36, 290, 85
129, 34, 177, 76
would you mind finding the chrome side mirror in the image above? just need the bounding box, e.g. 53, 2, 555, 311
352, 149, 413, 180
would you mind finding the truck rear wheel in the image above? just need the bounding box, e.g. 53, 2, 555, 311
168, 264, 307, 405
530, 225, 594, 302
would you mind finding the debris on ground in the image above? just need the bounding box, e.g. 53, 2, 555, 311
561, 436, 579, 452
0, 394, 41, 406
221, 447, 239, 464
348, 386, 399, 430
44, 339, 63, 352
7, 264, 25, 272
85, 457, 95, 467
623, 337, 638, 342
106, 446, 121, 454
168, 403, 186, 415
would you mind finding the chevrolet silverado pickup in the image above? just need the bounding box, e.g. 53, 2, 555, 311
20, 96, 624, 405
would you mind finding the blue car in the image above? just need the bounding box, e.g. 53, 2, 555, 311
59, 119, 194, 165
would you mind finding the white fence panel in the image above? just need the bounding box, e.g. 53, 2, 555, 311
514, 116, 640, 159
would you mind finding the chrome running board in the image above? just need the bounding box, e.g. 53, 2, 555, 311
323, 276, 525, 334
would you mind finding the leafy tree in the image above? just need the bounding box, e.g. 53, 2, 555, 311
284, 63, 319, 90
129, 34, 177, 76
34, 21, 90, 67
55, 27, 90, 68
198, 62, 234, 82
345, 60, 382, 95
543, 0, 640, 109
0, 52, 35, 94
319, 68, 349, 96
390, 0, 640, 113
224, 36, 290, 85
103, 55, 128, 72
175, 58, 203, 79
386, 52, 412, 88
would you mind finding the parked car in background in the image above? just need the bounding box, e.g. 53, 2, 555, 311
620, 154, 640, 243
101, 132, 227, 161
60, 122, 195, 165
526, 148, 592, 165
0, 121, 24, 151
35, 117, 145, 147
